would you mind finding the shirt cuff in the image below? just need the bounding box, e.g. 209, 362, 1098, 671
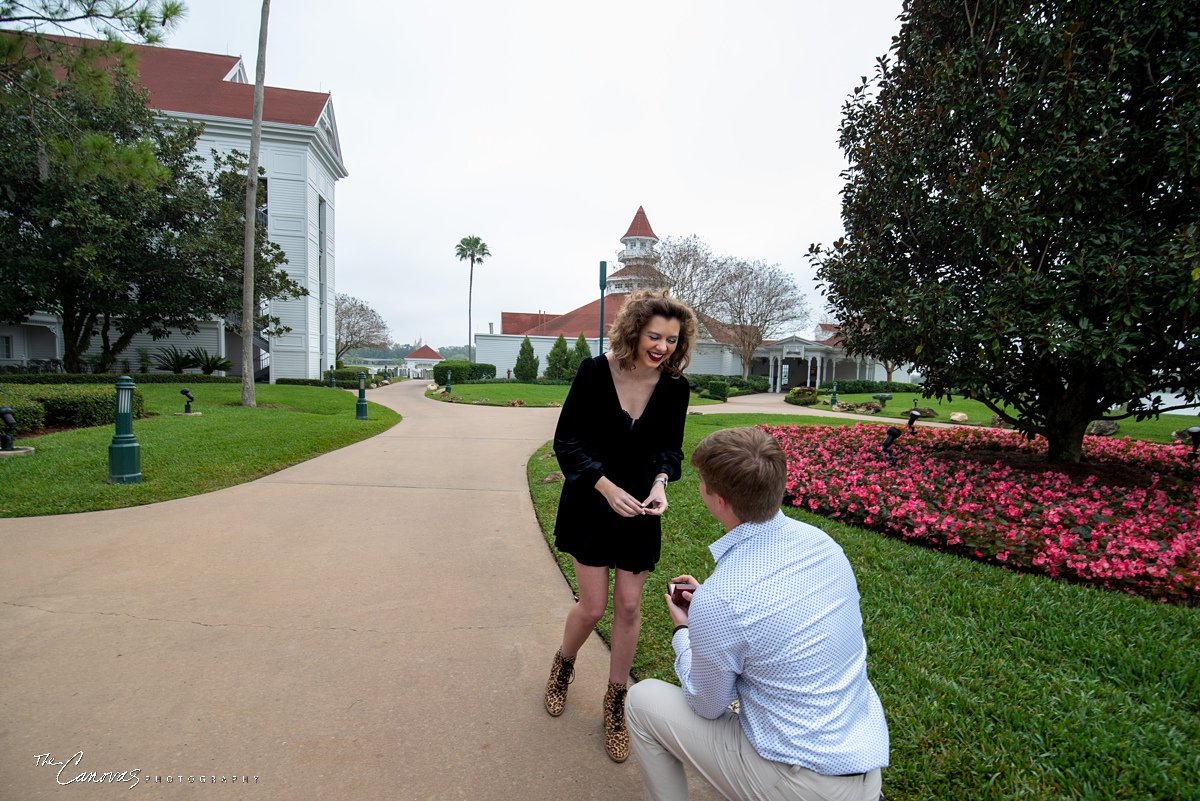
671, 626, 690, 655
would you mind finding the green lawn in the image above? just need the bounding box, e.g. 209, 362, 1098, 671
828, 392, 1194, 444
0, 383, 400, 517
528, 413, 1200, 801
424, 382, 724, 406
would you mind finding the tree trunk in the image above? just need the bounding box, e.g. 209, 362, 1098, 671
241, 0, 270, 406
467, 257, 474, 363
1042, 388, 1100, 464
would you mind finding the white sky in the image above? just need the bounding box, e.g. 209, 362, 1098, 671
166, 0, 904, 351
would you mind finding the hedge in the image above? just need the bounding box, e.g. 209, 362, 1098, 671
818, 379, 922, 394
686, 373, 769, 393
0, 384, 145, 434
0, 373, 239, 385
706, 380, 729, 402
276, 378, 328, 387
432, 361, 496, 385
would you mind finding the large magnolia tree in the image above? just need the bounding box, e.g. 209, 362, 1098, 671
812, 0, 1200, 463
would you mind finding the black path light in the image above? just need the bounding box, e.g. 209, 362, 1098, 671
881, 425, 903, 466
1187, 426, 1200, 463
0, 406, 15, 451
907, 397, 922, 433
181, 388, 195, 414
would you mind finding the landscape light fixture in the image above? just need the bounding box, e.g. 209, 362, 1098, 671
0, 406, 15, 451
180, 388, 195, 414
356, 372, 369, 420
881, 425, 902, 466
1187, 426, 1200, 462
108, 376, 142, 483
907, 408, 922, 433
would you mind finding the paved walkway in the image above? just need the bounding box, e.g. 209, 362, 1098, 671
4, 380, 725, 800
0, 381, 903, 800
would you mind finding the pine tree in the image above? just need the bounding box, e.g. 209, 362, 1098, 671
565, 333, 592, 382
544, 335, 570, 380
513, 336, 539, 382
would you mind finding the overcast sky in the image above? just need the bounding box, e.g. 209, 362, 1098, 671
166, 0, 904, 351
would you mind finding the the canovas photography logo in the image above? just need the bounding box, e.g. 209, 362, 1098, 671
35, 751, 259, 789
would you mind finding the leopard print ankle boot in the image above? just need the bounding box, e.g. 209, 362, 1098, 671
603, 680, 630, 763
544, 650, 575, 717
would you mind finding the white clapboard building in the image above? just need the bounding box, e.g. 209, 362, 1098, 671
1, 41, 347, 380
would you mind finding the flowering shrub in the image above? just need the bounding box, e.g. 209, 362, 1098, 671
764, 423, 1200, 604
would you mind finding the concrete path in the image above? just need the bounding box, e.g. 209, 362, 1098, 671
0, 379, 732, 800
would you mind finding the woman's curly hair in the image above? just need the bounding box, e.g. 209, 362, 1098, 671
608, 289, 697, 376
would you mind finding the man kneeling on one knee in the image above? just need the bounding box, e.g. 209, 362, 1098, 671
626, 427, 889, 801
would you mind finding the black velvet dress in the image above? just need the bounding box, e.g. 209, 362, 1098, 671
552, 355, 690, 573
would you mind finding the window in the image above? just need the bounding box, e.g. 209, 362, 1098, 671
0, 335, 11, 359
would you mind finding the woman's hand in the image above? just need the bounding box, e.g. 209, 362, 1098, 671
641, 479, 668, 516
596, 477, 646, 517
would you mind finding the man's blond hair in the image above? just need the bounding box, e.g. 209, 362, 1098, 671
690, 427, 786, 523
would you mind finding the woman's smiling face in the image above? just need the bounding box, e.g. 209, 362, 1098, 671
638, 315, 681, 370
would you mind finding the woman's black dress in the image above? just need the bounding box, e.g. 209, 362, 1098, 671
552, 355, 690, 573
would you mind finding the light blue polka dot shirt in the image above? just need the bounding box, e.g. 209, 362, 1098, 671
672, 511, 890, 774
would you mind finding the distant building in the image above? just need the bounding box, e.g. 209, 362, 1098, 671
404, 345, 444, 379
1, 41, 347, 380
476, 208, 905, 391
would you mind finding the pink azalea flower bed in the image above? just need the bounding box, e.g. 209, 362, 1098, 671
763, 423, 1200, 605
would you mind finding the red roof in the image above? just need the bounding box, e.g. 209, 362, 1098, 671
623, 206, 658, 240
129, 42, 330, 126
502, 311, 560, 335
513, 295, 627, 339
406, 345, 443, 360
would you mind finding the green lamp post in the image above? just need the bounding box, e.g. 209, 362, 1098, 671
356, 372, 369, 420
598, 260, 607, 354
328, 365, 336, 388
108, 376, 142, 484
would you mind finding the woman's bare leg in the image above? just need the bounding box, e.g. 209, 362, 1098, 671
608, 568, 649, 684
560, 559, 611, 658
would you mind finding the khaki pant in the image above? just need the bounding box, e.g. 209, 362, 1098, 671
626, 679, 882, 801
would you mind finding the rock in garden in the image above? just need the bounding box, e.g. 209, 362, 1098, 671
915, 407, 938, 418
1086, 420, 1120, 437
507, 399, 526, 407
540, 471, 564, 484
538, 451, 557, 460
950, 412, 969, 423
990, 414, 1010, 429
549, 401, 562, 407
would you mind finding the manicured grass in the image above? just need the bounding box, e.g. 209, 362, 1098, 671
0, 384, 400, 517
828, 392, 1195, 444
528, 414, 1200, 801
424, 382, 724, 406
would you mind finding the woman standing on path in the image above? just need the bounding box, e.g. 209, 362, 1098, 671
543, 289, 697, 763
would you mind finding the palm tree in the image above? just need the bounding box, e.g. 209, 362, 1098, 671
241, 0, 271, 407
455, 235, 491, 362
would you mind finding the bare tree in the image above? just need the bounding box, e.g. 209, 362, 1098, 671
240, 0, 269, 406
719, 261, 810, 378
335, 294, 391, 360
654, 235, 732, 322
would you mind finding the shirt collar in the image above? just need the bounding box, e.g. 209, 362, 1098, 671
709, 510, 788, 563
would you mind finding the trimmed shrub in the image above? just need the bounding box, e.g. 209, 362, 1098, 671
687, 373, 769, 393
819, 379, 922, 394
565, 333, 591, 381
276, 378, 327, 387
470, 363, 496, 380
432, 360, 475, 386
707, 380, 729, 402
0, 385, 144, 431
0, 395, 47, 435
513, 338, 539, 383
786, 386, 820, 406
545, 335, 570, 380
